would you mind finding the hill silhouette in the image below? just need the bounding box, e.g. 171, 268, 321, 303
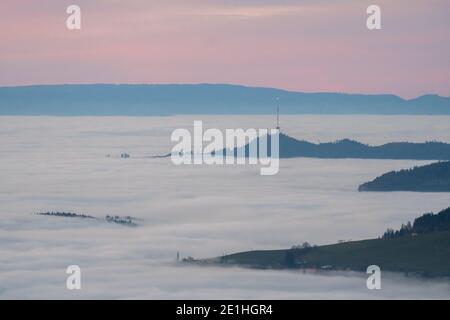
359, 161, 450, 192
226, 133, 450, 160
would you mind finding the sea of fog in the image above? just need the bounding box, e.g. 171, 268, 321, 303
0, 115, 450, 299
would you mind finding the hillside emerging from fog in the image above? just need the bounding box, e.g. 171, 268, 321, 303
228, 133, 450, 160
1, 84, 450, 115
359, 161, 450, 192
190, 207, 450, 277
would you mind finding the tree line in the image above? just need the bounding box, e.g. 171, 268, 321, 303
382, 207, 450, 239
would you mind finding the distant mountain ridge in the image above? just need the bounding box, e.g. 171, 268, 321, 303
1, 84, 449, 115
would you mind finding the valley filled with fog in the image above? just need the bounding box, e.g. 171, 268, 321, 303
1, 115, 449, 299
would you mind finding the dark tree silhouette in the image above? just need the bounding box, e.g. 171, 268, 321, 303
382, 207, 450, 239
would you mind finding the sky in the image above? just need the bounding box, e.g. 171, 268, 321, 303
0, 0, 449, 98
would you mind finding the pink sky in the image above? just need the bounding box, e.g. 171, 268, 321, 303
0, 0, 449, 98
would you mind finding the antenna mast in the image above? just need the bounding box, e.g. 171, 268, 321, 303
276, 97, 280, 130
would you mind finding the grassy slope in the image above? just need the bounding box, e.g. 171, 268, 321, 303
216, 231, 450, 277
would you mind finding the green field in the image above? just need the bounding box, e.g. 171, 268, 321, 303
207, 231, 450, 277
